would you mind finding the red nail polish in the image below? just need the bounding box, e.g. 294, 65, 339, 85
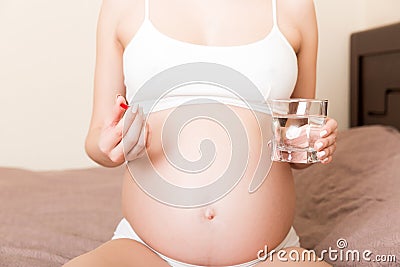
120, 103, 129, 110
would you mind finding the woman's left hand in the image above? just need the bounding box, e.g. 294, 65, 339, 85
314, 117, 338, 164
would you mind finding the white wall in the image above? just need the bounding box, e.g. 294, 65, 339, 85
0, 0, 399, 170
362, 0, 400, 27
0, 0, 102, 170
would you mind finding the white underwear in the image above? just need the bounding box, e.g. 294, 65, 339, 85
112, 218, 300, 267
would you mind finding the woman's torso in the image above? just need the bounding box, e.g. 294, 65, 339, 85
118, 0, 300, 265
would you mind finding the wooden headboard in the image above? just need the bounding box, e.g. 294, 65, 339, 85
350, 22, 400, 130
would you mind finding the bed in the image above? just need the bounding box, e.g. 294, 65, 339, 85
1, 24, 400, 267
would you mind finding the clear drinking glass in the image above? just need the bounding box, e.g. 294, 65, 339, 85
269, 98, 328, 163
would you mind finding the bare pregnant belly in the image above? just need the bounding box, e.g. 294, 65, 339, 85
121, 104, 296, 266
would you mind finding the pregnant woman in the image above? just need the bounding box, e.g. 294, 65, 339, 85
65, 0, 337, 266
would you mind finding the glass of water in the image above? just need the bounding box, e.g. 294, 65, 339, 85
268, 98, 328, 163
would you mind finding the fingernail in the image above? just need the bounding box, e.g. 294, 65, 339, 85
322, 157, 329, 163
320, 130, 328, 137
120, 103, 129, 110
131, 104, 138, 113
317, 151, 326, 158
315, 142, 323, 150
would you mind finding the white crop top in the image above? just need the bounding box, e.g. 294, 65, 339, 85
123, 0, 298, 114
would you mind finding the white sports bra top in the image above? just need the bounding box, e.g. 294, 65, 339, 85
123, 0, 298, 114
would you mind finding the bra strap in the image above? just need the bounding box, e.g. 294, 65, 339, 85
272, 0, 278, 26
144, 0, 149, 20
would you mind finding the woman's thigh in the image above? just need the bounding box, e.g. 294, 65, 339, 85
256, 247, 332, 267
63, 239, 170, 267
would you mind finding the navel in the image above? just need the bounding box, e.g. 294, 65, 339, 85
204, 208, 216, 220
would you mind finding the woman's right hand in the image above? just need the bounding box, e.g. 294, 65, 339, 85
98, 95, 150, 165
